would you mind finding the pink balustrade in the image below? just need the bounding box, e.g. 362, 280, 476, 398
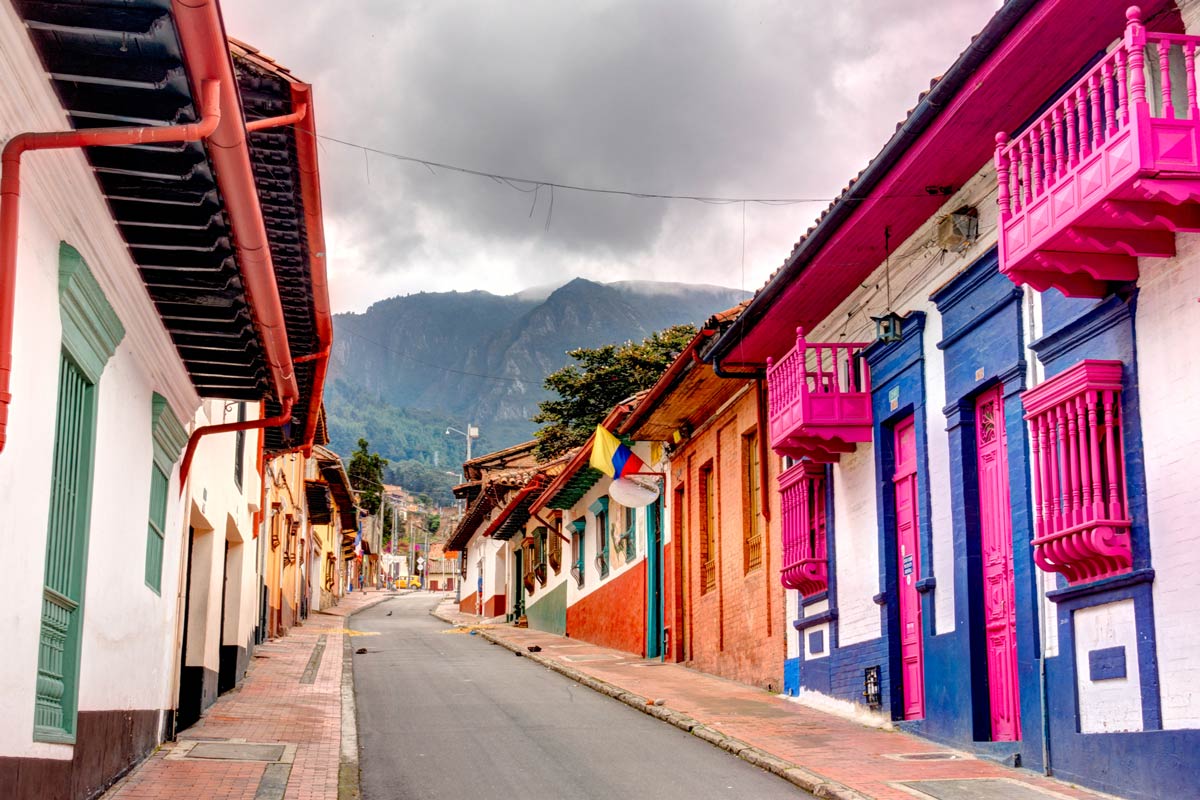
766, 328, 872, 462
779, 461, 828, 596
996, 7, 1200, 297
1022, 360, 1132, 585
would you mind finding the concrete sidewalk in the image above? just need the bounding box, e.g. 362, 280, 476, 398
432, 600, 1118, 800
102, 589, 412, 800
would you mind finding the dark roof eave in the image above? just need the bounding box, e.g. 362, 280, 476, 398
706, 0, 1040, 367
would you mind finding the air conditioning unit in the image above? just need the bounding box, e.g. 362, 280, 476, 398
936, 206, 979, 253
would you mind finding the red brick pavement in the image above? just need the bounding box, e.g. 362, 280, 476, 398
104, 589, 399, 800
435, 601, 1121, 800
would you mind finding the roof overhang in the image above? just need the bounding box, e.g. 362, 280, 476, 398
709, 0, 1178, 367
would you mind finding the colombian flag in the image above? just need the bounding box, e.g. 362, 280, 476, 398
589, 425, 645, 479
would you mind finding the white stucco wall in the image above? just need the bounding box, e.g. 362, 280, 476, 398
0, 3, 201, 760
1134, 234, 1200, 730
830, 445, 882, 646
1074, 600, 1143, 734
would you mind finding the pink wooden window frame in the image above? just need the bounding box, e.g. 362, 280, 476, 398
779, 460, 828, 596
1022, 359, 1132, 585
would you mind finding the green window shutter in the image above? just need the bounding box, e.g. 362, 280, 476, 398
35, 244, 123, 744
625, 506, 636, 561
144, 466, 168, 594
146, 394, 185, 595
36, 354, 97, 743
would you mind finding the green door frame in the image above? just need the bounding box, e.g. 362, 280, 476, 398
645, 498, 664, 659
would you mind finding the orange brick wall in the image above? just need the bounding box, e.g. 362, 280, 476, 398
667, 384, 785, 690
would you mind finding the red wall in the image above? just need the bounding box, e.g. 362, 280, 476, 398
567, 560, 646, 656
484, 593, 506, 618
459, 591, 477, 614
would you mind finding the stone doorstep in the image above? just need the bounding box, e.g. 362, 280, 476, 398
167, 739, 299, 764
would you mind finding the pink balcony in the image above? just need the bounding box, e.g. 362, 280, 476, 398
996, 7, 1200, 297
766, 328, 872, 462
779, 461, 828, 596
1022, 360, 1132, 585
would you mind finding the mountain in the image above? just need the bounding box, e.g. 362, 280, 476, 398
325, 278, 748, 501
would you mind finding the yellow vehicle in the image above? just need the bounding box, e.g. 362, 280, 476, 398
393, 576, 421, 590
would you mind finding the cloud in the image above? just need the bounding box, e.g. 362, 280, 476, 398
223, 0, 1002, 312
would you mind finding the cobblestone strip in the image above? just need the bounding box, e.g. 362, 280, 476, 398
429, 606, 870, 800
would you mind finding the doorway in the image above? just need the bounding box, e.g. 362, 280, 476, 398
893, 416, 925, 720
975, 386, 1021, 740
176, 527, 200, 732
646, 498, 664, 658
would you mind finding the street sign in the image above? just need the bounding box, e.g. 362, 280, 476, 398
417, 557, 425, 569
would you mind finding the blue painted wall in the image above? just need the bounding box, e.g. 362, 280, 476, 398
921, 252, 1043, 765
863, 311, 931, 722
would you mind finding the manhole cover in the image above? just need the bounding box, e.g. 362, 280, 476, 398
186, 742, 286, 762
902, 779, 1063, 799
893, 752, 962, 761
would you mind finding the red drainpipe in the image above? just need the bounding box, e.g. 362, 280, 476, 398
169, 0, 319, 482
0, 83, 221, 453
171, 0, 298, 407
289, 82, 332, 458
180, 398, 293, 487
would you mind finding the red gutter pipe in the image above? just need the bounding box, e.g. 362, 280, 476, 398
288, 83, 332, 458
0, 83, 220, 453
171, 0, 297, 407
241, 82, 331, 459
180, 398, 293, 488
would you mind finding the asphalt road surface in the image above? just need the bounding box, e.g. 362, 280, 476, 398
352, 593, 812, 800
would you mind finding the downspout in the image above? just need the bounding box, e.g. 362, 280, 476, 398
290, 83, 332, 458
0, 80, 221, 453
180, 399, 293, 487
171, 0, 298, 409
242, 83, 331, 459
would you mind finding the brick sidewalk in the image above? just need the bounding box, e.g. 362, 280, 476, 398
433, 601, 1120, 800
103, 589, 407, 800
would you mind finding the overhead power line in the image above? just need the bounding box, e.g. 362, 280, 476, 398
307, 130, 831, 206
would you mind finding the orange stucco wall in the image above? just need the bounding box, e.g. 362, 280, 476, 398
567, 560, 646, 656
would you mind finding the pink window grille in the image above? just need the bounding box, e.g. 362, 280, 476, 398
1022, 360, 1132, 585
779, 460, 828, 596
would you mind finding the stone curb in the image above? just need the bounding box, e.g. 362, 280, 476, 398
429, 606, 873, 800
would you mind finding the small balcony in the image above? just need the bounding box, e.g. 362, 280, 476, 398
1022, 360, 1132, 585
766, 328, 872, 462
779, 461, 828, 597
996, 7, 1200, 298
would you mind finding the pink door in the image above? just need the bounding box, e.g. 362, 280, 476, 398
976, 387, 1021, 741
893, 416, 925, 720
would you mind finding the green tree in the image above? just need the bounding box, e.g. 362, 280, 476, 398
427, 514, 441, 535
347, 439, 391, 542
532, 324, 696, 460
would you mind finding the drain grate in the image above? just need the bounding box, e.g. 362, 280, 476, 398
901, 779, 1064, 799
891, 752, 963, 761
184, 742, 286, 762
561, 653, 622, 663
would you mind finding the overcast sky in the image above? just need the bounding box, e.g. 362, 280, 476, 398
223, 1, 1001, 313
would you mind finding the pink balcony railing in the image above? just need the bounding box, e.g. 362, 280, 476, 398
766, 328, 872, 462
779, 461, 828, 596
1022, 360, 1132, 585
996, 7, 1200, 297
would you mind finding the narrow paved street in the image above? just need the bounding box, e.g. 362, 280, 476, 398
352, 594, 810, 800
